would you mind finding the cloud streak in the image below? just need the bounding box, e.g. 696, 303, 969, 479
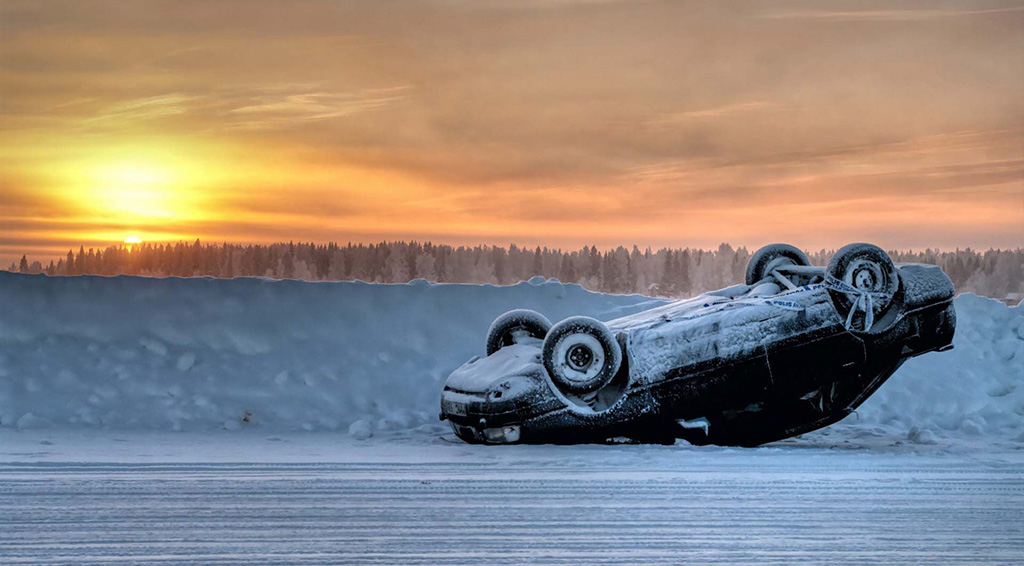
764, 6, 1024, 22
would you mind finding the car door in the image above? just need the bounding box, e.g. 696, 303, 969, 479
765, 324, 867, 406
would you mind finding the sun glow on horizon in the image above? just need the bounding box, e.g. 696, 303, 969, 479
19, 140, 237, 251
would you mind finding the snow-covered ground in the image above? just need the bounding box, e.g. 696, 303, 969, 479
1, 272, 1022, 564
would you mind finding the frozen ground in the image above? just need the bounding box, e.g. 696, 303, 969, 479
2, 429, 1023, 565
1, 273, 1022, 564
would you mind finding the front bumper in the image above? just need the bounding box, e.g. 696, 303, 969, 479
448, 421, 523, 443
440, 389, 524, 427
439, 385, 564, 443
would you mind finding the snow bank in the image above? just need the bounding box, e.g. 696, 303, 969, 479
0, 272, 1020, 445
0, 273, 661, 433
849, 293, 1023, 444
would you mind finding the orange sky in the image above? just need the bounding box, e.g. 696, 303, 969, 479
2, 0, 1023, 266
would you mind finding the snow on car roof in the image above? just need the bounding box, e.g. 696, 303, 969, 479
615, 286, 841, 384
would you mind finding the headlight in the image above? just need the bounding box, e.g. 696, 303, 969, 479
482, 425, 521, 443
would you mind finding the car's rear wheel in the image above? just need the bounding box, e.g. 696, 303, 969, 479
542, 316, 621, 395
745, 243, 812, 286
826, 243, 899, 327
486, 309, 552, 355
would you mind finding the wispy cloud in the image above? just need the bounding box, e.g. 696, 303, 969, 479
87, 94, 198, 123
764, 7, 1024, 22
621, 130, 1024, 210
228, 87, 412, 128
645, 102, 782, 130
77, 86, 413, 130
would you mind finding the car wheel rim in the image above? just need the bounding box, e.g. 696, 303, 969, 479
507, 325, 531, 345
764, 256, 796, 274
566, 344, 594, 371
553, 333, 605, 383
765, 256, 807, 285
845, 259, 884, 293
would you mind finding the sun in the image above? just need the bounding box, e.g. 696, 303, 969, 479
69, 150, 210, 223
123, 235, 144, 251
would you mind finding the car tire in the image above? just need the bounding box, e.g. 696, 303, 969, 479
826, 243, 899, 319
486, 309, 552, 356
745, 243, 812, 286
542, 316, 621, 395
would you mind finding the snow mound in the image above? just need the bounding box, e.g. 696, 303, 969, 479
849, 293, 1023, 444
0, 273, 660, 433
0, 272, 1020, 446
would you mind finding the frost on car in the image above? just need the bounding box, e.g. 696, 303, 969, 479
439, 243, 957, 446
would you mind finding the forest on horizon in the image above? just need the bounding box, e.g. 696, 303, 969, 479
7, 240, 1024, 302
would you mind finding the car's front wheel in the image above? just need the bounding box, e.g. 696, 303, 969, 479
542, 316, 621, 395
826, 243, 899, 330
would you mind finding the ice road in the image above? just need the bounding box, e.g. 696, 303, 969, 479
2, 431, 1022, 565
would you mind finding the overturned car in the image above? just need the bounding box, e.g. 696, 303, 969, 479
440, 243, 956, 446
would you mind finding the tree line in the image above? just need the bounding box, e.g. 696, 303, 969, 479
8, 240, 1024, 300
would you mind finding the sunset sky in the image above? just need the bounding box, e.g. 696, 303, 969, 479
2, 0, 1022, 266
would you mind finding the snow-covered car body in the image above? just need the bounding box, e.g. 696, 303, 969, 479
440, 255, 956, 446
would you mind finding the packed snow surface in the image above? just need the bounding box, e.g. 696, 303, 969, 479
0, 272, 1021, 448
1, 431, 1022, 565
